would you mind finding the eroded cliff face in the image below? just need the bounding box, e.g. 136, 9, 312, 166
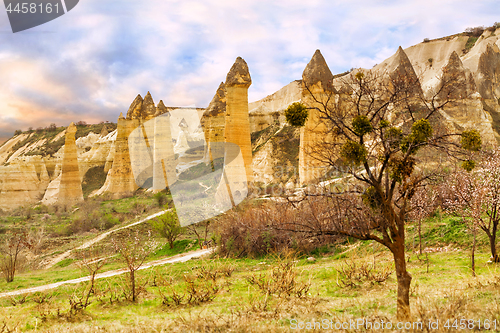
248, 80, 302, 132
252, 125, 300, 187
1, 123, 115, 210
3, 28, 500, 208
0, 158, 49, 211
369, 29, 500, 145
201, 82, 226, 161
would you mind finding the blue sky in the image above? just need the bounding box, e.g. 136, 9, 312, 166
0, 0, 498, 143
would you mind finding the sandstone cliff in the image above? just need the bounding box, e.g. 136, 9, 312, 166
3, 27, 500, 208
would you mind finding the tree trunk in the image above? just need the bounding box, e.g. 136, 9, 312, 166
392, 242, 412, 320
130, 270, 136, 302
489, 233, 499, 263
472, 229, 476, 277
418, 219, 423, 255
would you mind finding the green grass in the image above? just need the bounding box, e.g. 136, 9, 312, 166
2, 123, 117, 164
1, 245, 500, 332
177, 157, 224, 181
81, 166, 107, 198
151, 239, 200, 258
464, 36, 479, 53
2, 208, 500, 331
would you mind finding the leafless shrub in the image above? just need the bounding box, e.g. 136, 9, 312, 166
187, 221, 210, 249
158, 264, 227, 307
246, 252, 311, 299
8, 295, 28, 306
465, 26, 485, 37
158, 274, 222, 307
131, 202, 146, 215
111, 230, 157, 302
0, 319, 18, 333
32, 292, 53, 304
68, 245, 108, 313
0, 228, 37, 282
336, 253, 393, 288
214, 201, 335, 258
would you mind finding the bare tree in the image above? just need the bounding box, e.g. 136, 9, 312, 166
73, 245, 108, 309
446, 149, 500, 263
111, 230, 157, 302
283, 63, 479, 319
187, 221, 210, 249
0, 229, 35, 282
409, 185, 438, 255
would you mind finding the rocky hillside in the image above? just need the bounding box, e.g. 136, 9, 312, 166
2, 26, 500, 210
0, 123, 116, 210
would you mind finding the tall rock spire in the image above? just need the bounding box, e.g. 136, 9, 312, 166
439, 51, 471, 99
201, 82, 227, 163
388, 46, 422, 95
155, 100, 168, 117
477, 43, 500, 99
205, 82, 226, 117
126, 95, 143, 120
224, 56, 253, 181
57, 122, 83, 206
100, 124, 108, 137
215, 57, 253, 207
142, 92, 156, 120
225, 57, 252, 87
299, 49, 336, 185
302, 49, 336, 92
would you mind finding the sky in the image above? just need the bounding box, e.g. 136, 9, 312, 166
0, 0, 498, 144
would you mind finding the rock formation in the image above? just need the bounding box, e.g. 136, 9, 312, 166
299, 49, 336, 185
126, 94, 144, 120
142, 92, 157, 120
201, 82, 226, 162
437, 51, 497, 145
248, 80, 301, 132
476, 43, 500, 122
95, 112, 138, 198
224, 57, 253, 183
216, 57, 253, 206
152, 111, 177, 191
97, 93, 180, 197
3, 28, 500, 210
388, 46, 422, 96
56, 122, 84, 206
0, 159, 48, 210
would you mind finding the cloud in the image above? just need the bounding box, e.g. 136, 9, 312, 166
0, 0, 497, 144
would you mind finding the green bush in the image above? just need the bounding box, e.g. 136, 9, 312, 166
153, 191, 168, 207
285, 102, 308, 127
150, 210, 183, 249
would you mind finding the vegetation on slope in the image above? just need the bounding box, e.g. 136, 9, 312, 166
3, 122, 117, 163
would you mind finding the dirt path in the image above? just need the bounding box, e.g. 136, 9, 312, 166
43, 210, 170, 269
1, 248, 213, 298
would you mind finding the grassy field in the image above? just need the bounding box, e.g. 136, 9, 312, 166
0, 247, 499, 332
1, 192, 500, 332
0, 211, 499, 332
